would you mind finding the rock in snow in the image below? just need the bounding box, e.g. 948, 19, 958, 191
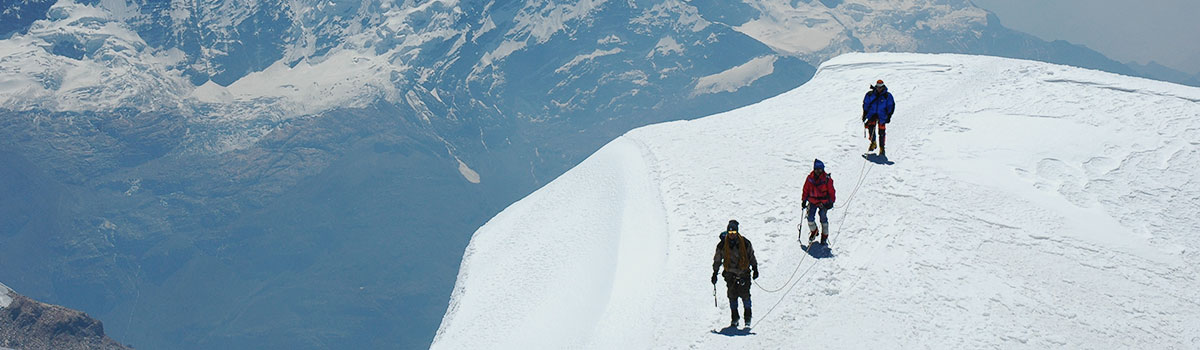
433, 53, 1200, 349
0, 283, 131, 350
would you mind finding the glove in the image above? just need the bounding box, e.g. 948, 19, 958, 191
752, 269, 759, 280
711, 272, 718, 285
823, 203, 833, 210
801, 201, 808, 209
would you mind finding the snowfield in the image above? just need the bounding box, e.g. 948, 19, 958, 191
433, 53, 1200, 349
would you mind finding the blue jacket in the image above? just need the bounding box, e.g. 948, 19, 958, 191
863, 88, 895, 124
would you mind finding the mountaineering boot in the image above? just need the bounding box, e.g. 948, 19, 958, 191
730, 309, 739, 328
820, 223, 830, 245
744, 309, 752, 328
808, 228, 819, 243
868, 140, 877, 152
879, 144, 886, 158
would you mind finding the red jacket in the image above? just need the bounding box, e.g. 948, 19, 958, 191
802, 171, 835, 205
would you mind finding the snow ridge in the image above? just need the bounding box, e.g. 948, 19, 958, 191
434, 53, 1200, 349
434, 137, 670, 348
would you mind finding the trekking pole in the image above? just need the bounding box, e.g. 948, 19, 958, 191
713, 284, 718, 308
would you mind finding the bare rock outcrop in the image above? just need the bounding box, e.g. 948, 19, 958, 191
0, 285, 131, 350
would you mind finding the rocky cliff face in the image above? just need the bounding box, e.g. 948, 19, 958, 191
0, 284, 131, 350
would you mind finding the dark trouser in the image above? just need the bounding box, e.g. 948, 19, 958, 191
724, 275, 752, 324
866, 117, 887, 151
806, 205, 829, 223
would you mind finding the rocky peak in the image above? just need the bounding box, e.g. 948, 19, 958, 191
0, 284, 131, 350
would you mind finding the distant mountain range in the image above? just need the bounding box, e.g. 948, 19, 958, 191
0, 0, 1183, 348
1126, 61, 1200, 87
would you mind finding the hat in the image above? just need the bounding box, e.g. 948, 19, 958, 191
814, 159, 825, 170
727, 220, 739, 232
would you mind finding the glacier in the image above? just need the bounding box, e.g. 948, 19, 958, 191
433, 53, 1200, 348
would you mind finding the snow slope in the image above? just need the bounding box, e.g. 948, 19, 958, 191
0, 0, 191, 112
433, 53, 1200, 348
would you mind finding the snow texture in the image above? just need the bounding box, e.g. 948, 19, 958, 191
190, 49, 398, 117
0, 0, 191, 112
648, 36, 684, 58
556, 48, 624, 74
735, 0, 988, 62
434, 53, 1200, 349
693, 55, 778, 96
0, 282, 12, 309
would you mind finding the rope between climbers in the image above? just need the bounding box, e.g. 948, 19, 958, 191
751, 156, 874, 327
753, 156, 872, 293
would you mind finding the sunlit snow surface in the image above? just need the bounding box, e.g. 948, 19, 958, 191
434, 53, 1200, 349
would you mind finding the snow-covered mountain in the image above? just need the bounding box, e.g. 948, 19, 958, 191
0, 0, 1141, 126
0, 0, 1171, 349
433, 53, 1200, 348
0, 0, 191, 112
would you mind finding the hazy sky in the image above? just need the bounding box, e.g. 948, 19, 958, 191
971, 0, 1200, 75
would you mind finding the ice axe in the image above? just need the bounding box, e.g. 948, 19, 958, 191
713, 283, 718, 308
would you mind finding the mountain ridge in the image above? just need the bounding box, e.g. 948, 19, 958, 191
1, 1, 1191, 348
434, 52, 1200, 348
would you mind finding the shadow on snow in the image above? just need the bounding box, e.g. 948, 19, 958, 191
862, 153, 894, 165
801, 243, 835, 259
711, 326, 755, 337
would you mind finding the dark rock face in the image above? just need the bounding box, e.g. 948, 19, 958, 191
0, 291, 131, 350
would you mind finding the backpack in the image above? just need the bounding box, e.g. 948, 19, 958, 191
722, 231, 751, 270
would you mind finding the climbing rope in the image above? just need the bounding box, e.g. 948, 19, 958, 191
753, 156, 873, 293
751, 227, 819, 293
750, 156, 875, 327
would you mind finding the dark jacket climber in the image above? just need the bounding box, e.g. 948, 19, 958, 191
862, 79, 896, 156
712, 219, 759, 328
